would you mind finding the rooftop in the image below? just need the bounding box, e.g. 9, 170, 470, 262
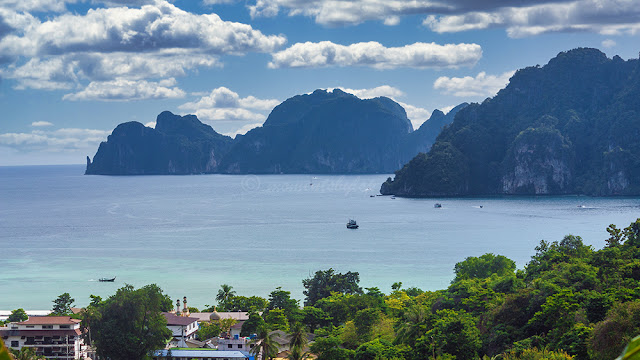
17, 317, 81, 325
162, 312, 199, 326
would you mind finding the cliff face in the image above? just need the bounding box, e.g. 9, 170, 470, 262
85, 111, 233, 175
381, 48, 640, 196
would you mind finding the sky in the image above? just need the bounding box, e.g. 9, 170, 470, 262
0, 0, 639, 165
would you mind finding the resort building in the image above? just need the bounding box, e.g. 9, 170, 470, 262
0, 316, 90, 359
163, 312, 199, 348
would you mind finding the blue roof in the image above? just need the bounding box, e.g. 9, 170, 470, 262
153, 349, 251, 359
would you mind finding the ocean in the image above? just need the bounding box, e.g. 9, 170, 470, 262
1, 165, 639, 310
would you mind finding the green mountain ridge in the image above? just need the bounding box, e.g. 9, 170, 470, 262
381, 48, 640, 196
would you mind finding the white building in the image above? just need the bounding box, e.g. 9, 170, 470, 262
0, 316, 89, 359
163, 312, 199, 348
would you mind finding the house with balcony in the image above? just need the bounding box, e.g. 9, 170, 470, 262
163, 312, 199, 348
0, 316, 89, 359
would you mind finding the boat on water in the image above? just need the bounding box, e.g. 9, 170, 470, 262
346, 219, 359, 229
99, 277, 116, 282
434, 203, 442, 208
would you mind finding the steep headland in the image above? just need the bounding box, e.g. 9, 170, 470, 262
381, 48, 640, 196
86, 89, 462, 175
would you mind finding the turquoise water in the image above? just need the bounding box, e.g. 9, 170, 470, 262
1, 165, 639, 309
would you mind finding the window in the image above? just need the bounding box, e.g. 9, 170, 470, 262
10, 341, 18, 347
237, 344, 242, 349
26, 325, 34, 328
227, 344, 233, 348
59, 325, 70, 329
42, 325, 53, 329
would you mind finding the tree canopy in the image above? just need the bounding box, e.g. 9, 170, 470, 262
82, 284, 172, 360
302, 268, 363, 306
51, 293, 74, 315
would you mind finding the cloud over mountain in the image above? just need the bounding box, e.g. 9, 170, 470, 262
433, 70, 515, 98
269, 41, 482, 69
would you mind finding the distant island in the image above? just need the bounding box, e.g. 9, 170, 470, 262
382, 48, 640, 196
85, 89, 466, 175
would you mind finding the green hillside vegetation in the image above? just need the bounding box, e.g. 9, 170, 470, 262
30, 219, 638, 359
382, 48, 640, 196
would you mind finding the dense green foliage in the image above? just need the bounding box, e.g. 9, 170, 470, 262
51, 293, 74, 315
82, 284, 172, 360
6, 309, 28, 323
382, 48, 640, 196
303, 268, 363, 306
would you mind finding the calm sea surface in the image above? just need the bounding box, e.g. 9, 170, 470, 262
1, 165, 639, 309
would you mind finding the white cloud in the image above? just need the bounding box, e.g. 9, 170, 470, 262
63, 78, 186, 101
222, 122, 263, 138
269, 41, 482, 69
331, 85, 405, 99
424, 0, 640, 38
0, 1, 286, 94
0, 0, 76, 12
602, 39, 617, 48
145, 121, 156, 128
179, 87, 280, 122
433, 70, 515, 98
0, 1, 286, 58
0, 127, 110, 152
245, 0, 640, 37
31, 121, 54, 127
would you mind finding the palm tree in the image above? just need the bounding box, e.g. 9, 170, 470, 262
395, 305, 429, 345
216, 284, 236, 310
286, 323, 309, 360
250, 326, 279, 360
287, 322, 308, 350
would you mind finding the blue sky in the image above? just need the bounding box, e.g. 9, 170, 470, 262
0, 0, 639, 165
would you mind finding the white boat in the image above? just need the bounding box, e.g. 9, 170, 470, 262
346, 219, 359, 229
434, 203, 442, 208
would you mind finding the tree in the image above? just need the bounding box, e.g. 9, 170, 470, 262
453, 253, 516, 282
52, 293, 75, 315
301, 306, 331, 332
197, 322, 221, 340
250, 326, 279, 360
217, 318, 237, 336
7, 309, 28, 323
288, 322, 309, 352
241, 312, 267, 337
89, 295, 102, 308
82, 284, 172, 360
216, 284, 236, 309
302, 268, 363, 306
265, 309, 289, 332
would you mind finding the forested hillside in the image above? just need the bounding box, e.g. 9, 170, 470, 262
382, 48, 640, 196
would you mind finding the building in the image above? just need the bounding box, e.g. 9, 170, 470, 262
0, 316, 89, 359
163, 312, 199, 348
152, 349, 253, 360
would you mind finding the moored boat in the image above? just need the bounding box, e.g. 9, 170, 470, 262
346, 219, 359, 229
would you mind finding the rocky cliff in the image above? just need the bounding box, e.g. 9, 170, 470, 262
381, 48, 640, 196
87, 89, 461, 175
85, 111, 233, 175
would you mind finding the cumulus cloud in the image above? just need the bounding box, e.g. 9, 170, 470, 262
269, 41, 482, 69
63, 78, 186, 101
433, 70, 515, 98
331, 85, 405, 99
0, 128, 110, 152
602, 39, 617, 48
0, 1, 286, 97
179, 87, 280, 122
424, 0, 640, 37
31, 121, 54, 127
246, 0, 572, 26
245, 0, 640, 37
